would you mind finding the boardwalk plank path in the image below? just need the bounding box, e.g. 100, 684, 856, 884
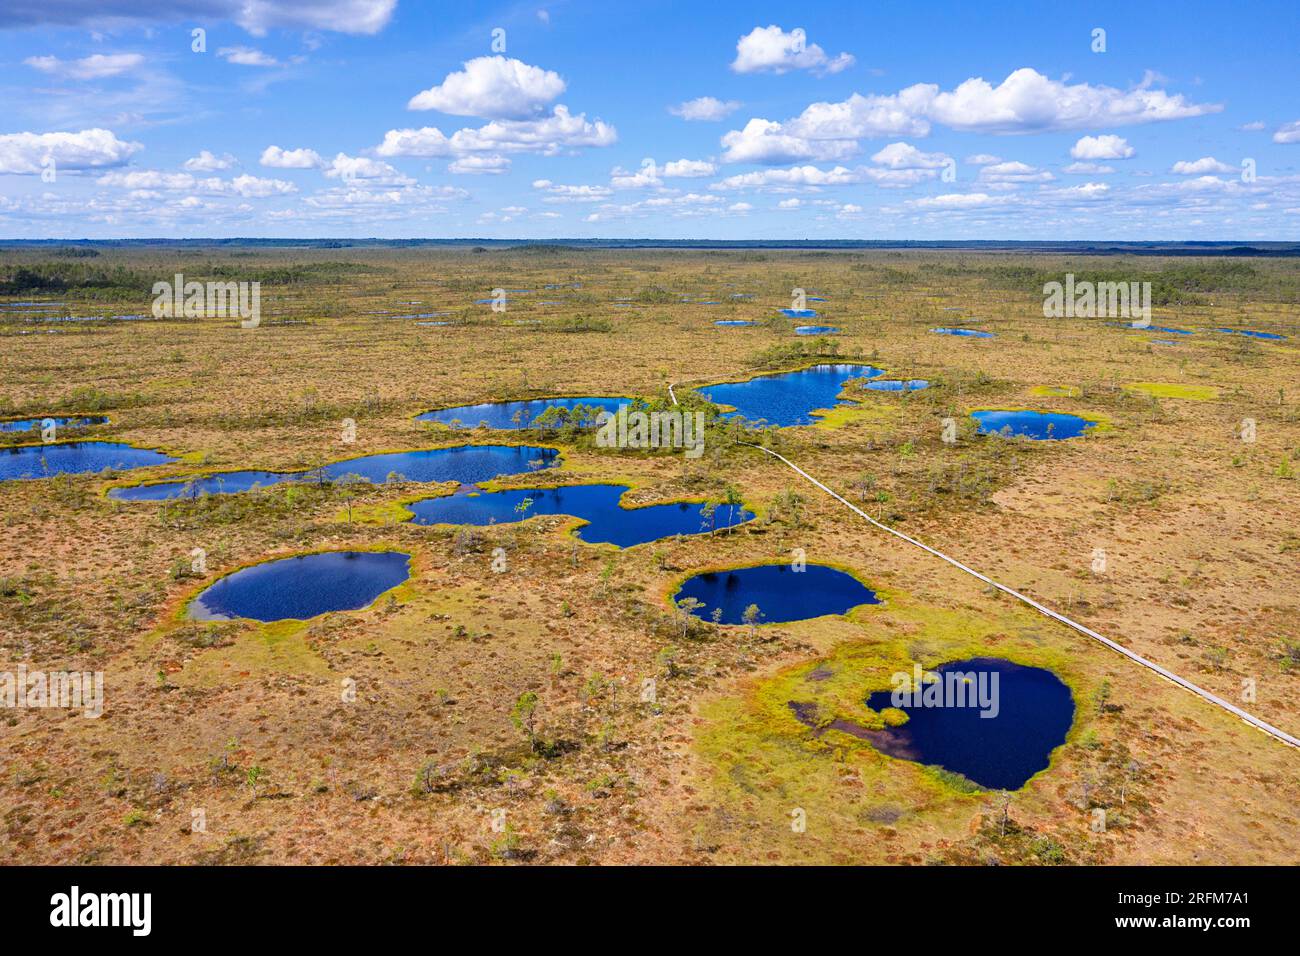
668, 378, 1298, 749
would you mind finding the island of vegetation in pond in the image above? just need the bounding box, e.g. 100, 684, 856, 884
0, 441, 176, 481
416, 397, 625, 430
674, 563, 880, 624
861, 658, 1075, 790
406, 483, 754, 547
971, 409, 1097, 440
700, 363, 884, 427
190, 550, 411, 622
108, 445, 559, 500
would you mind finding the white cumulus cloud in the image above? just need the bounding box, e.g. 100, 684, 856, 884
1273, 120, 1300, 144
668, 96, 742, 121
663, 159, 716, 178
377, 106, 616, 158
217, 46, 281, 67
183, 150, 237, 172
260, 145, 324, 168
0, 1, 397, 35
979, 160, 1054, 184
448, 154, 511, 174
871, 142, 950, 169
1171, 156, 1235, 174
1070, 134, 1135, 160
0, 128, 141, 174
407, 56, 565, 119
24, 53, 144, 79
732, 25, 854, 75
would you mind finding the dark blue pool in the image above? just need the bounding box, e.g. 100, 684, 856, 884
674, 563, 880, 624
108, 445, 559, 500
932, 328, 994, 338
0, 442, 175, 481
795, 325, 840, 335
862, 657, 1074, 790
716, 320, 759, 327
972, 409, 1095, 440
417, 397, 625, 430
701, 363, 885, 427
780, 309, 818, 319
865, 380, 929, 392
407, 483, 754, 547
1215, 328, 1285, 340
191, 550, 411, 622
0, 415, 109, 432
1116, 322, 1193, 335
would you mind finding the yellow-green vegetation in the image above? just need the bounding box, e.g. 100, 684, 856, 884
693, 590, 1101, 864
2, 245, 1297, 865
1123, 381, 1221, 401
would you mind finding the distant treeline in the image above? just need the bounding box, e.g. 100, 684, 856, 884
2, 239, 1300, 256
956, 260, 1272, 304
0, 259, 376, 294
0, 262, 155, 295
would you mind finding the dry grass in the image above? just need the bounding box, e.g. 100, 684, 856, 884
1, 246, 1296, 864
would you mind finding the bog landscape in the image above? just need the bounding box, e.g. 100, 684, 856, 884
1, 244, 1296, 865
1, 3, 1298, 890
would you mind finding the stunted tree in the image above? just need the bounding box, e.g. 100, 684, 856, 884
852, 473, 877, 501
511, 691, 539, 753
675, 597, 704, 638
742, 603, 762, 638
699, 500, 718, 535
334, 472, 366, 525
722, 484, 744, 534
992, 790, 1013, 837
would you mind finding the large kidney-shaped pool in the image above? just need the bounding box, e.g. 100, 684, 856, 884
862, 657, 1075, 789
109, 445, 559, 500
701, 364, 885, 427
190, 550, 411, 622
406, 482, 753, 547
0, 442, 175, 481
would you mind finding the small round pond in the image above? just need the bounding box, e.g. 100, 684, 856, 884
972, 409, 1096, 440
673, 563, 880, 624
191, 550, 411, 622
931, 327, 994, 338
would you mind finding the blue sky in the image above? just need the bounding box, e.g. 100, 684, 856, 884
1, 0, 1297, 239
